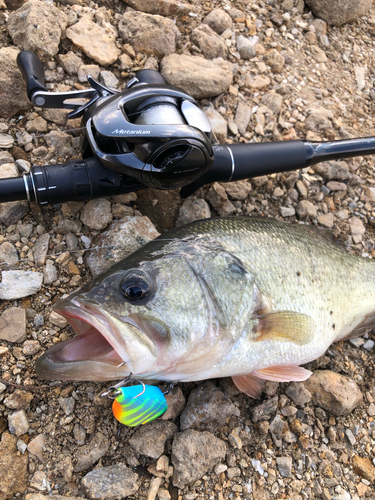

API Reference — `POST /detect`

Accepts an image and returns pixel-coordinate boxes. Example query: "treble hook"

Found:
[101,373,146,400]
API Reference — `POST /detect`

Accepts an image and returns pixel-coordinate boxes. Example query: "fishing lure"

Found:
[102,375,170,427]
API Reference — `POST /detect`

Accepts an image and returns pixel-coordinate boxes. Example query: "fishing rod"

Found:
[1,50,375,206]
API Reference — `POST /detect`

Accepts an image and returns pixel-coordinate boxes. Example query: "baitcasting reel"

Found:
[2,50,375,206]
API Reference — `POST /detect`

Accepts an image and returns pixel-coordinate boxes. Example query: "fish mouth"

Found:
[36,298,159,381]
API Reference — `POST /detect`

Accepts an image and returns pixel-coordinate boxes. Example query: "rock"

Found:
[310,45,327,63]
[49,310,68,329]
[8,410,29,436]
[0,201,28,226]
[100,71,119,88]
[305,0,372,26]
[251,396,278,422]
[180,381,235,432]
[122,0,193,16]
[59,397,75,416]
[191,24,227,59]
[352,455,375,483]
[296,200,317,219]
[80,199,113,231]
[42,108,69,126]
[43,131,75,157]
[0,134,14,148]
[0,241,18,266]
[0,432,28,500]
[30,470,48,492]
[85,216,159,276]
[27,434,45,461]
[236,35,257,60]
[349,216,366,237]
[22,340,41,355]
[78,64,101,83]
[161,54,233,99]
[176,198,211,226]
[158,489,171,500]
[276,456,293,477]
[234,102,252,135]
[58,52,83,75]
[318,213,334,228]
[118,53,133,71]
[129,420,177,459]
[304,370,363,416]
[7,1,67,61]
[0,151,13,165]
[279,207,295,217]
[161,386,186,419]
[285,382,312,406]
[55,219,82,234]
[326,181,346,191]
[0,271,43,300]
[313,161,349,181]
[44,260,57,285]
[228,427,243,449]
[171,429,226,488]
[74,432,110,472]
[118,11,180,58]
[262,92,283,115]
[82,463,139,499]
[305,113,331,132]
[73,423,86,445]
[354,65,366,91]
[0,307,26,342]
[224,180,252,200]
[66,19,120,66]
[264,49,285,73]
[204,107,227,142]
[0,47,30,118]
[245,74,271,90]
[4,390,33,410]
[203,8,232,34]
[206,183,236,216]
[33,233,50,267]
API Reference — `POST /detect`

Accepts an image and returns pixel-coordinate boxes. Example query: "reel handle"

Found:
[17,51,47,100]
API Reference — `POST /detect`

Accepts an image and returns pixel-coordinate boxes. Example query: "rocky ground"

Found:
[1,0,375,499]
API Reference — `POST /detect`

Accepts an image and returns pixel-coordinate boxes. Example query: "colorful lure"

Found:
[112,384,168,427]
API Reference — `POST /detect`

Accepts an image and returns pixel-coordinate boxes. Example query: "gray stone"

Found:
[161,54,233,99]
[0,151,13,165]
[42,108,69,126]
[58,52,83,75]
[22,340,41,355]
[276,456,293,477]
[0,307,26,342]
[318,213,334,228]
[313,160,349,181]
[304,370,363,416]
[4,390,33,410]
[236,35,257,60]
[82,464,139,500]
[207,183,236,216]
[161,386,186,420]
[310,45,328,63]
[305,113,331,133]
[74,432,110,472]
[122,0,194,16]
[66,19,120,66]
[285,382,312,406]
[44,260,58,285]
[59,397,75,416]
[7,1,68,61]
[44,131,75,157]
[180,381,235,432]
[33,233,50,267]
[171,429,226,488]
[118,11,180,58]
[78,64,101,83]
[203,8,232,34]
[8,410,29,436]
[234,102,252,135]
[176,198,211,226]
[55,219,82,235]
[204,107,227,142]
[100,71,119,89]
[251,396,279,422]
[129,420,177,459]
[264,49,285,73]
[262,92,284,115]
[224,180,252,200]
[191,24,228,59]
[49,310,68,329]
[305,0,372,26]
[0,271,43,300]
[118,53,133,71]
[279,206,295,217]
[85,216,159,276]
[0,134,14,148]
[0,201,28,226]
[73,423,86,445]
[80,199,113,231]
[0,242,18,266]
[0,47,30,119]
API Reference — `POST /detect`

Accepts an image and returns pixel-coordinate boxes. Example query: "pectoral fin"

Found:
[255,311,315,345]
[232,374,266,398]
[254,365,312,382]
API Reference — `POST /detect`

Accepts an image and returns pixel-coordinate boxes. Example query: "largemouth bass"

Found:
[36,216,375,398]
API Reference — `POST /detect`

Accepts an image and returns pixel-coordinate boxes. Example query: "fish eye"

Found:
[120,273,151,301]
